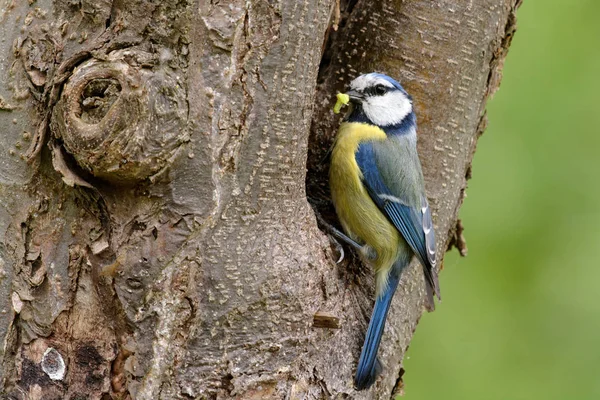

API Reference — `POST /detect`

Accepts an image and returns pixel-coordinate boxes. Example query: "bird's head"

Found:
[340,73,414,129]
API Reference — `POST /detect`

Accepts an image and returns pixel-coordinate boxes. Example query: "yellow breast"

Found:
[329,122,401,294]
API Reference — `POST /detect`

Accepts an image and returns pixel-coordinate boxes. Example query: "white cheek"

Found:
[362,91,412,126]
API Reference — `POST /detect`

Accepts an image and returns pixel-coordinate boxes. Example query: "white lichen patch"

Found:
[41,348,66,381]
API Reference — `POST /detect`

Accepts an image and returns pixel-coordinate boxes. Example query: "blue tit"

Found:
[329,73,441,390]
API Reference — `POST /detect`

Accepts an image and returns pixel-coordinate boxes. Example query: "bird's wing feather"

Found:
[355,142,440,299]
[420,195,437,270]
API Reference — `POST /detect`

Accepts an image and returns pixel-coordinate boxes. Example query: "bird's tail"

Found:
[423,265,441,312]
[354,264,402,390]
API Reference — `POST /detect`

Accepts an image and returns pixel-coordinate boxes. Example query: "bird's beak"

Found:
[346,90,364,102]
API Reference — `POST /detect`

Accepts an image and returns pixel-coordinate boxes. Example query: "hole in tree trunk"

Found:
[79,78,122,124]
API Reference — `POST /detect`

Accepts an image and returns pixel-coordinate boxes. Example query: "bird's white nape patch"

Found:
[362,90,412,126]
[350,74,395,92]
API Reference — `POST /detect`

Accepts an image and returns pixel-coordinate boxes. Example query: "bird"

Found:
[328,72,441,390]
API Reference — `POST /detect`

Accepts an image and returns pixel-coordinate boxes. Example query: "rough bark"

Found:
[0,0,520,399]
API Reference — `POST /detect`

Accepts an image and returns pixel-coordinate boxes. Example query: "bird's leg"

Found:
[328,227,377,262]
[326,225,363,252]
[314,212,364,263]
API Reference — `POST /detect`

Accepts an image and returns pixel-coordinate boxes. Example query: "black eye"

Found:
[375,84,387,95]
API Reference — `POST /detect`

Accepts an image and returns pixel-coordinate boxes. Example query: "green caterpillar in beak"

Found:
[333,93,350,114]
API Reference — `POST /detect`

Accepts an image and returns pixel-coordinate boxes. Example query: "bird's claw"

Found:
[313,210,362,262]
[334,239,345,264]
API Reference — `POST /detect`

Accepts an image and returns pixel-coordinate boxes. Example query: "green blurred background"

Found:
[405,1,600,399]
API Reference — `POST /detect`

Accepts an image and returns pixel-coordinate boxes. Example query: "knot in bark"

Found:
[50,50,189,183]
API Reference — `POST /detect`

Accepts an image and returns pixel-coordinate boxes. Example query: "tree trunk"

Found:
[0,0,520,399]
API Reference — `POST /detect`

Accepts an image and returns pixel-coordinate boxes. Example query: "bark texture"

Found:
[0,0,520,399]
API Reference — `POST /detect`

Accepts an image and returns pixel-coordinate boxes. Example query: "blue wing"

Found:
[355,142,440,303]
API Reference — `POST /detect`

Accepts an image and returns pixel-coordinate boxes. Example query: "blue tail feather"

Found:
[354,263,403,390]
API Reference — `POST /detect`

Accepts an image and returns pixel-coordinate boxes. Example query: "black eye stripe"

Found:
[365,84,389,96]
